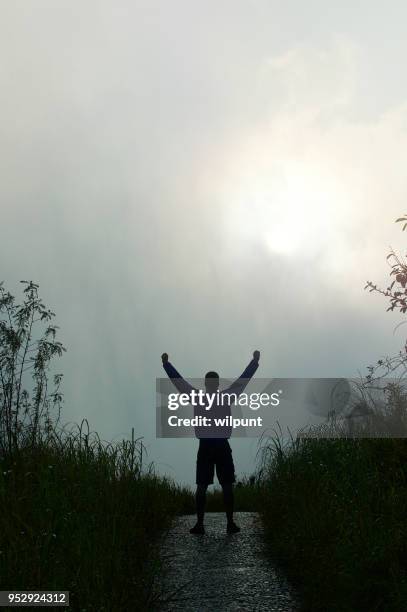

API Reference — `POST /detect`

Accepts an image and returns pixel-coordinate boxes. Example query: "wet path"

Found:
[157,512,299,611]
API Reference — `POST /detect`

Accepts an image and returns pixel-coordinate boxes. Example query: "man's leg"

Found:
[196,484,207,525]
[222,483,240,533]
[191,442,213,534]
[217,442,240,533]
[221,482,234,524]
[190,484,208,534]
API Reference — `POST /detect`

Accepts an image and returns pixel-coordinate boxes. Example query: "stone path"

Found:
[156,512,299,611]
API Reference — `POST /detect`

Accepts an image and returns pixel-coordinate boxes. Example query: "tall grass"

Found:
[258,405,407,611]
[0,420,193,611]
[0,281,195,609]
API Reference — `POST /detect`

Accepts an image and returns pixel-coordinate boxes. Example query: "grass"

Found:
[5,400,407,612]
[258,431,407,611]
[0,421,194,611]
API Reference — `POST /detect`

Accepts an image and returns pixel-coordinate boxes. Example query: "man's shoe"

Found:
[226,521,240,534]
[190,523,205,535]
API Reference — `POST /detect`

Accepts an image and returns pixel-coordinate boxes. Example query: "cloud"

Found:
[1,7,407,482]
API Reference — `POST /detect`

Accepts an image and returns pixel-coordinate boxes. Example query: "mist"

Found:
[2,1,407,483]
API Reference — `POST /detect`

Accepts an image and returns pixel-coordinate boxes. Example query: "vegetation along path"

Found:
[157,512,299,611]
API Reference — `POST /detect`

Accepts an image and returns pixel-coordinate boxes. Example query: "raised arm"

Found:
[223,350,260,395]
[161,353,196,395]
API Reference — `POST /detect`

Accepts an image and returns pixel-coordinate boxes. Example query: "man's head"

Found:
[205,370,219,393]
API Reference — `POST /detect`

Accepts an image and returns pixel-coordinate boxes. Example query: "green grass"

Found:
[258,435,407,611]
[6,411,407,612]
[0,423,193,611]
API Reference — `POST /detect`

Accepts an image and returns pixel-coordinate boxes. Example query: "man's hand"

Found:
[253,350,260,362]
[161,352,169,364]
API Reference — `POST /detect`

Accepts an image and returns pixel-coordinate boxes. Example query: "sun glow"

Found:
[222,161,347,257]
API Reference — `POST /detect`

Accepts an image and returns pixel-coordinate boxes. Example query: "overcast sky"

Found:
[2,1,407,484]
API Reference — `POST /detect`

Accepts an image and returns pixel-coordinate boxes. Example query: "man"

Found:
[161,350,260,534]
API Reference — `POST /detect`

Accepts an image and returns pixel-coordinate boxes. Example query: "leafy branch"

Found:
[0,281,66,455]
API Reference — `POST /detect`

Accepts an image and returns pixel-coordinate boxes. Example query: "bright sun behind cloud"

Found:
[221,159,348,258]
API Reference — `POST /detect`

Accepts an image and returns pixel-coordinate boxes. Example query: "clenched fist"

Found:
[253,350,260,362]
[161,353,169,364]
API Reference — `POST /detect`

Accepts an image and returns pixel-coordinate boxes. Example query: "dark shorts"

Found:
[196,439,235,485]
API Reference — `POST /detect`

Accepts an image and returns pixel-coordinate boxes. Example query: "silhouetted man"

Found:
[161,351,260,534]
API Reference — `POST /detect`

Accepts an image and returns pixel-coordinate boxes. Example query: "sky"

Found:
[2,1,407,484]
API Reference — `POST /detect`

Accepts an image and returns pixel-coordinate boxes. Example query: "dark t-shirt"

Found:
[163,358,259,442]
